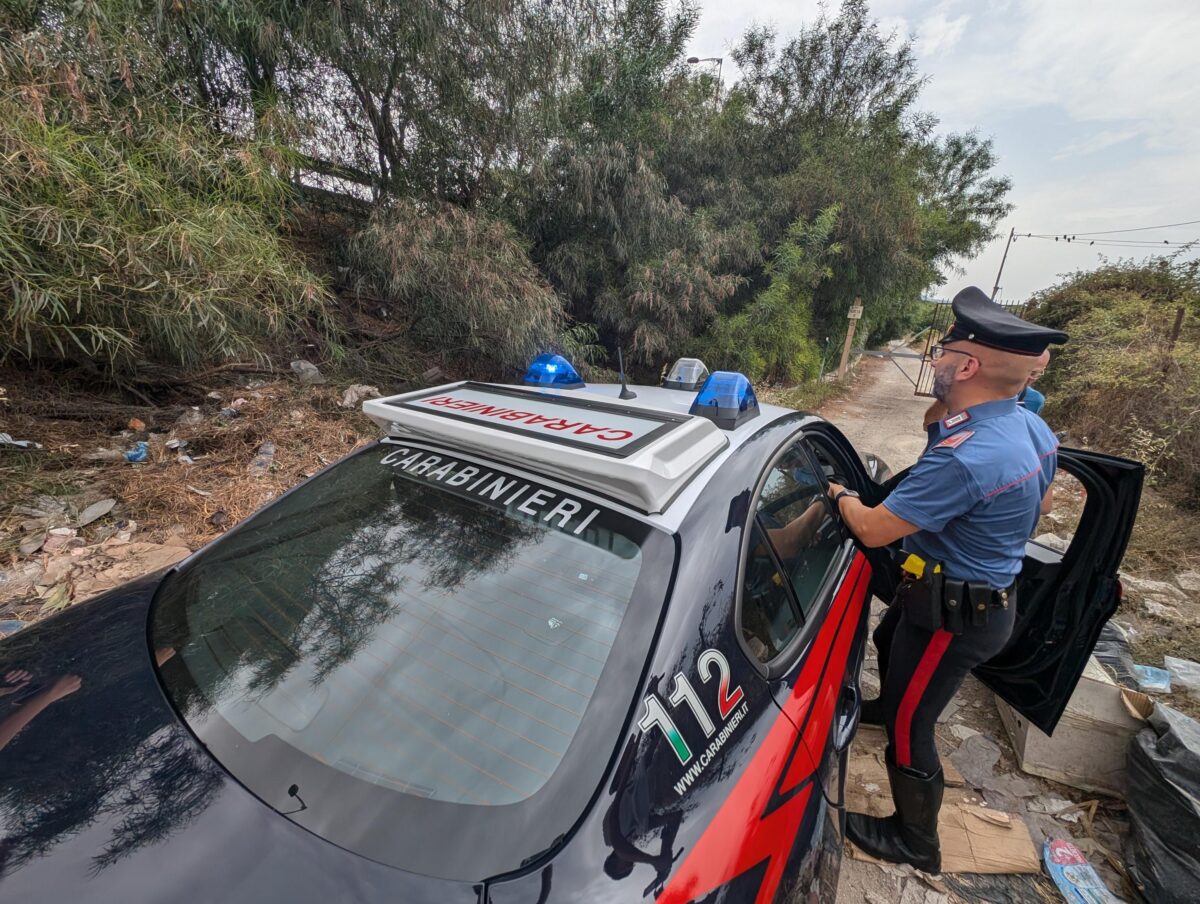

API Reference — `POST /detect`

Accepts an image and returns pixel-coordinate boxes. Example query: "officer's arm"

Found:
[827,482,919,548]
[1041,485,1054,515]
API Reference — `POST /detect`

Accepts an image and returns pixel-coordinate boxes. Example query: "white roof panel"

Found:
[363,382,730,513]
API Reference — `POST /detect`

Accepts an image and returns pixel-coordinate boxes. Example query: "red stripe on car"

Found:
[657,553,870,904]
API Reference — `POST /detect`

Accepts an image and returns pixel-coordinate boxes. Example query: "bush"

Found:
[1030,259,1200,504]
[694,207,840,384]
[347,201,570,376]
[0,38,332,374]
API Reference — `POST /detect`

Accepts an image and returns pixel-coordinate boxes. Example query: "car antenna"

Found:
[282,783,308,815]
[617,346,637,400]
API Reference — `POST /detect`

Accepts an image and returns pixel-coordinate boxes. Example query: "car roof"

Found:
[363,380,801,524]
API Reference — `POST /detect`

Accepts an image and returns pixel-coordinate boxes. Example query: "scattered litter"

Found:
[230,397,248,410]
[165,438,188,450]
[1126,705,1200,903]
[863,782,880,793]
[421,366,446,384]
[217,407,242,420]
[1131,664,1172,694]
[949,733,1001,787]
[340,384,381,408]
[1093,621,1137,688]
[124,441,149,463]
[18,532,46,555]
[0,620,26,636]
[1027,794,1082,823]
[127,417,146,431]
[42,527,78,553]
[1120,573,1187,602]
[936,698,961,723]
[38,581,72,615]
[186,485,213,498]
[290,360,326,385]
[205,390,223,401]
[996,656,1152,798]
[851,800,1039,874]
[950,724,979,742]
[0,432,42,450]
[1043,839,1124,903]
[248,442,276,478]
[175,407,204,427]
[84,447,127,462]
[208,511,230,529]
[75,498,117,527]
[1164,656,1200,698]
[1142,599,1183,622]
[1033,532,1069,553]
[0,562,44,602]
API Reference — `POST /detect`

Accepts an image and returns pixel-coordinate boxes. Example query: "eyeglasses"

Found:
[930,344,978,362]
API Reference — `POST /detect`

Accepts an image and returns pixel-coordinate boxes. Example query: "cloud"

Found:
[916,12,969,56]
[920,1,1200,152]
[1052,128,1141,160]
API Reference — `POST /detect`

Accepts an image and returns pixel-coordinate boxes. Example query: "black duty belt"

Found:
[891,551,1012,634]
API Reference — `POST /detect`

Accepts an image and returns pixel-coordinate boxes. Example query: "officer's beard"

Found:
[932,369,955,402]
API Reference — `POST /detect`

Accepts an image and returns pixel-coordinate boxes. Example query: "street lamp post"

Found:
[686,56,723,101]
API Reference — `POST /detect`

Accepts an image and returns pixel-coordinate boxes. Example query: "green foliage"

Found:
[347,201,567,375]
[1030,258,1200,504]
[0,0,1015,385]
[0,29,332,373]
[518,140,742,366]
[695,208,841,384]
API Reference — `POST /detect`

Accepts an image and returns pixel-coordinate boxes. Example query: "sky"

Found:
[686,0,1200,301]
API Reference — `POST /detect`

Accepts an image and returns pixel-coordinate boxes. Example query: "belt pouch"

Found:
[897,573,942,632]
[942,579,966,634]
[968,583,992,628]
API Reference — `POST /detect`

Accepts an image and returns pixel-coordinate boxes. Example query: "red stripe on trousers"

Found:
[894,629,954,768]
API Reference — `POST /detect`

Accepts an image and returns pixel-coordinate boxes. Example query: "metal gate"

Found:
[913,299,1028,396]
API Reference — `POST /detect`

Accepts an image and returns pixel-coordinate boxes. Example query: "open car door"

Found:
[799,424,1145,737]
[975,448,1143,734]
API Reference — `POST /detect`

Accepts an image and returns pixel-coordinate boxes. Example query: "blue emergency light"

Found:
[522,353,585,389]
[689,371,760,429]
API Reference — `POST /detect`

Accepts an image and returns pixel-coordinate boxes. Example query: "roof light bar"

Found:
[663,357,710,392]
[689,371,759,430]
[522,353,584,389]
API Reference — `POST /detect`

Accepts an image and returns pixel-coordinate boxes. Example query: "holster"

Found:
[896,569,944,632]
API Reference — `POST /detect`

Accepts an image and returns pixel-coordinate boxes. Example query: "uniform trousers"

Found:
[871,596,1016,775]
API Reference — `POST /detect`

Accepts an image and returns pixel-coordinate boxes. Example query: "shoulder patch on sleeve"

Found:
[936,429,975,450]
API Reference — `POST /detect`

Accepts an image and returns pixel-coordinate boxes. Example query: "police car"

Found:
[0,355,1142,903]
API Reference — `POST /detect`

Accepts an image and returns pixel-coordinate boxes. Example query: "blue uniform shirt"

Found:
[1018,386,1046,415]
[882,397,1058,589]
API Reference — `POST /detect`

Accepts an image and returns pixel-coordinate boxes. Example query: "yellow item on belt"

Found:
[901,553,941,579]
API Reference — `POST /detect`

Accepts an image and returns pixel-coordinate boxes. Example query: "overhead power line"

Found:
[1027,218,1200,237]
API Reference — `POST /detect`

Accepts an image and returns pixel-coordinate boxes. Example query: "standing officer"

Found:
[826,287,1067,873]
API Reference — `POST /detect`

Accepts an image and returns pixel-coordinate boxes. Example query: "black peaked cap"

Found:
[944,286,1068,356]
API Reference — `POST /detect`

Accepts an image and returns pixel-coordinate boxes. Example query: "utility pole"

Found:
[991,227,1015,301]
[837,300,864,379]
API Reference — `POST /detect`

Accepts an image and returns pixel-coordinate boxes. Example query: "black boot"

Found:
[845,758,943,873]
[859,697,885,726]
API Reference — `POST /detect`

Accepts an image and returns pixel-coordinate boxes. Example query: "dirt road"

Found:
[819,343,931,474]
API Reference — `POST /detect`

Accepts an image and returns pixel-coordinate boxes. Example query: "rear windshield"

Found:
[151,440,674,877]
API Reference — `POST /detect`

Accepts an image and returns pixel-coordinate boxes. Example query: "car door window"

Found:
[755,442,841,618]
[740,441,843,663]
[741,521,802,662]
